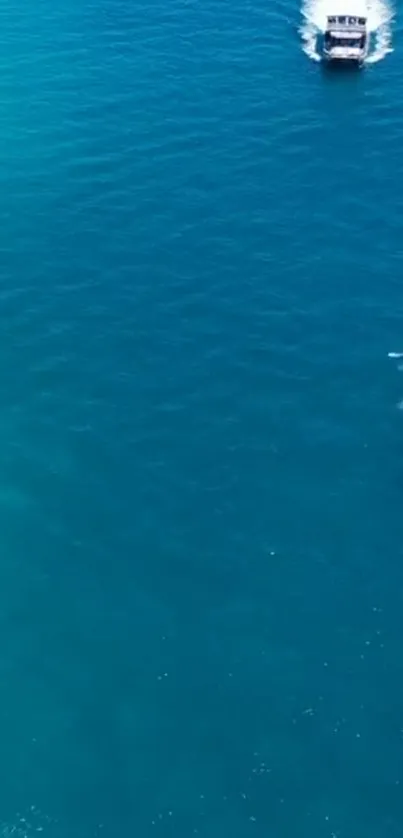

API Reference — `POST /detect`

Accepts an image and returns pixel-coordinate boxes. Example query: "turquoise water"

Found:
[0,0,403,835]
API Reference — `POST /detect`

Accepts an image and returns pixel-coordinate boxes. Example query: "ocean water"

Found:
[0,0,402,835]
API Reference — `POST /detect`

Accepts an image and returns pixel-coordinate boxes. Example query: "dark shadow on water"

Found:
[320,59,366,95]
[321,60,364,76]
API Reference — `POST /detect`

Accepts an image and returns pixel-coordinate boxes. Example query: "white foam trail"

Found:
[365,0,394,61]
[300,0,394,63]
[300,0,323,61]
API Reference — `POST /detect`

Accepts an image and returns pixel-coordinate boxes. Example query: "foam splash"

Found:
[387,353,403,409]
[300,0,394,63]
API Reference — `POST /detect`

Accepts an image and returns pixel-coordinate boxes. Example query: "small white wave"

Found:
[0,807,53,838]
[300,0,394,63]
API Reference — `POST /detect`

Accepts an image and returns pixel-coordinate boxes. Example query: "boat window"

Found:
[329,35,364,47]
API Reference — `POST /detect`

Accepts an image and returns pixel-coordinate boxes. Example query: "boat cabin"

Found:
[323,14,368,61]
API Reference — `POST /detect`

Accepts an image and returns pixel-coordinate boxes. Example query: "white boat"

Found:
[323,7,369,63]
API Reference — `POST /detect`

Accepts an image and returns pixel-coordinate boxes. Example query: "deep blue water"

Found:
[0,0,403,835]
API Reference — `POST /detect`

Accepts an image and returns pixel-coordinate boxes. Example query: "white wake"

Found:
[300,0,394,63]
